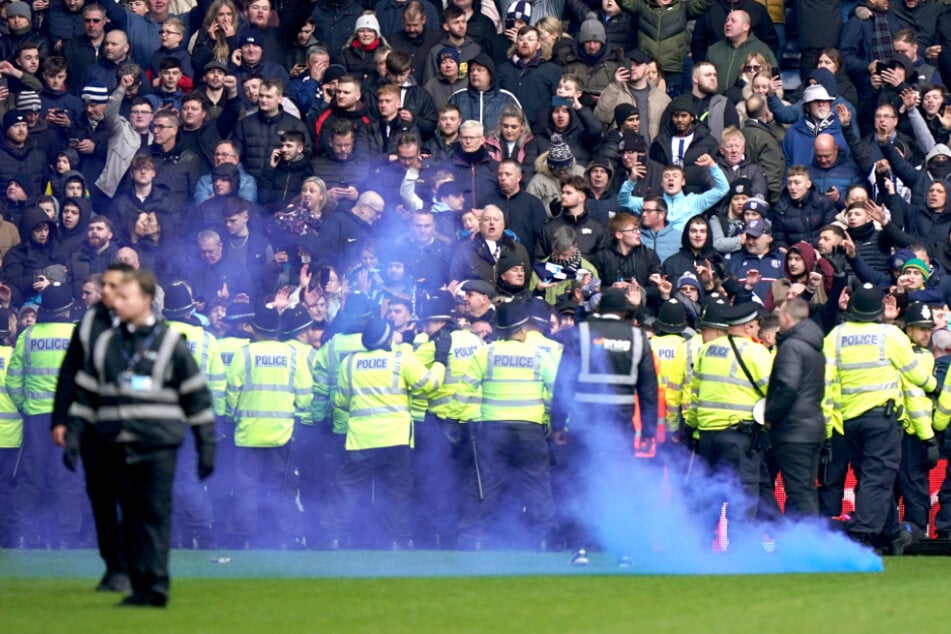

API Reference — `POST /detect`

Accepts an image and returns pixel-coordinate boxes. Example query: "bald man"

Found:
[706,10,777,92]
[314,190,385,270]
[808,133,861,208]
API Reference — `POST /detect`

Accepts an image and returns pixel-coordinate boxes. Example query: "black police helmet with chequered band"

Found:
[699,296,729,330]
[251,303,281,335]
[361,318,393,350]
[281,304,314,338]
[848,283,883,322]
[162,283,195,318]
[904,301,935,328]
[419,293,456,322]
[223,299,254,324]
[39,284,73,316]
[655,299,687,335]
[496,299,530,331]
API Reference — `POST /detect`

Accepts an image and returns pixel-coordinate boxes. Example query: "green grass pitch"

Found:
[3,550,951,633]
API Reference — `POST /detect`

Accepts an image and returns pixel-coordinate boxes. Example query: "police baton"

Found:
[469,423,484,500]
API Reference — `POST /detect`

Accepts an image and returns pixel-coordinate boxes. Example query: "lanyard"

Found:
[119,327,158,372]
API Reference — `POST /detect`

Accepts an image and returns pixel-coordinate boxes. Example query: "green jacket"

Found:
[618,0,715,73]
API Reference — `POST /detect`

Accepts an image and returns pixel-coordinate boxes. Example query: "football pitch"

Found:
[3,550,951,633]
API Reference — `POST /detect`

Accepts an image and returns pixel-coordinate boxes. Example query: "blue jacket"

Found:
[102,0,204,67]
[640,222,684,263]
[808,154,863,209]
[839,11,902,78]
[726,249,785,304]
[783,116,852,167]
[618,164,730,234]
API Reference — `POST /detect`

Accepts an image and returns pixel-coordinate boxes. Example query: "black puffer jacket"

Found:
[765,318,826,445]
[234,108,311,178]
[771,186,838,250]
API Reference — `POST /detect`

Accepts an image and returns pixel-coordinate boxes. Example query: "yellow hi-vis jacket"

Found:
[0,345,22,448]
[899,346,936,441]
[334,348,445,450]
[8,321,75,415]
[312,332,364,434]
[167,320,226,416]
[822,322,936,437]
[411,328,485,421]
[225,340,313,447]
[681,332,704,421]
[650,333,688,433]
[450,338,558,424]
[686,335,773,431]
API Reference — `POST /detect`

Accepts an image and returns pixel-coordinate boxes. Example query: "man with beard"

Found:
[0,110,47,198]
[497,26,561,134]
[313,74,377,158]
[650,97,720,193]
[726,218,783,303]
[540,176,609,259]
[687,62,738,141]
[388,1,444,83]
[68,216,121,299]
[783,84,851,167]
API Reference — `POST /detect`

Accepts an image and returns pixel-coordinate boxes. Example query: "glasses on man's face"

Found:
[642,207,660,214]
[618,227,641,233]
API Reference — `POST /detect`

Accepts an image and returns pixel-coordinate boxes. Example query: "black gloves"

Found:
[433,328,452,367]
[923,437,940,471]
[820,439,833,466]
[62,431,80,472]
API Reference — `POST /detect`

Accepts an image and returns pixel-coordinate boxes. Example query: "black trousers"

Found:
[843,411,902,542]
[411,415,464,548]
[895,433,930,532]
[232,444,302,545]
[773,441,821,518]
[80,427,126,575]
[818,431,850,517]
[0,447,18,546]
[172,431,214,545]
[116,444,178,599]
[323,445,413,543]
[697,428,763,529]
[458,422,556,546]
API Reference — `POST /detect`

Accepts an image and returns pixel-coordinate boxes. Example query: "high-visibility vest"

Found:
[651,333,687,432]
[312,332,365,434]
[686,335,773,431]
[225,340,312,447]
[823,322,936,435]
[8,321,75,415]
[217,334,252,369]
[451,338,557,424]
[167,320,226,416]
[899,345,936,440]
[0,345,22,448]
[335,348,444,450]
[411,328,485,420]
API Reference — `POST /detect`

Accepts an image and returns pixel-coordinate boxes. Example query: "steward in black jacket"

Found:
[764,302,826,517]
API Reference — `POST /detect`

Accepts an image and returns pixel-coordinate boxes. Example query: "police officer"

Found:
[324,318,445,550]
[686,302,773,531]
[163,282,226,548]
[682,296,729,443]
[280,304,323,546]
[225,304,312,549]
[0,309,22,548]
[410,292,483,548]
[764,297,825,518]
[8,284,81,548]
[69,269,215,607]
[823,284,937,554]
[452,300,560,550]
[895,301,940,536]
[50,262,133,591]
[650,299,690,444]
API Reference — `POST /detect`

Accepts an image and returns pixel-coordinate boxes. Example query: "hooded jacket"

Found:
[3,206,61,303]
[0,136,48,203]
[766,241,833,311]
[764,317,826,444]
[447,53,522,135]
[532,107,603,166]
[661,214,726,285]
[51,197,92,263]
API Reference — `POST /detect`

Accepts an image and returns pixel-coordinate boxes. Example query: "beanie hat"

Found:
[729,177,753,199]
[546,134,574,169]
[902,257,930,281]
[324,63,348,83]
[81,83,109,104]
[354,14,381,37]
[163,283,195,317]
[496,250,524,276]
[15,91,41,112]
[2,109,25,132]
[252,303,281,334]
[655,299,687,335]
[6,1,30,20]
[579,17,606,44]
[614,103,638,128]
[677,271,703,296]
[362,318,392,350]
[669,95,697,118]
[598,288,631,314]
[281,304,314,338]
[848,282,883,322]
[437,47,460,65]
[506,1,531,22]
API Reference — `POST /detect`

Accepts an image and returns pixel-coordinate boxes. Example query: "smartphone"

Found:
[505,17,516,30]
[339,181,350,189]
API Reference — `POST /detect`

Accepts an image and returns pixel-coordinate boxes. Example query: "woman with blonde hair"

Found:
[266,177,329,287]
[191,0,242,71]
[535,16,572,60]
[484,105,539,181]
